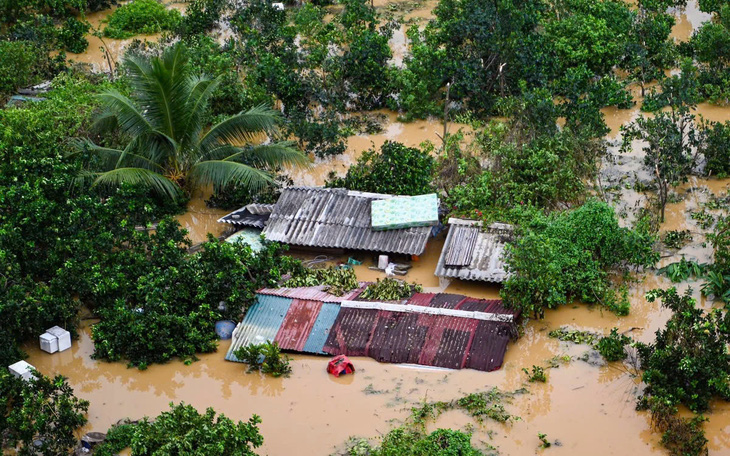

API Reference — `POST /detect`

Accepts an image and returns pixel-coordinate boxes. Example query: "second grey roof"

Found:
[261,187,431,256]
[435,218,514,283]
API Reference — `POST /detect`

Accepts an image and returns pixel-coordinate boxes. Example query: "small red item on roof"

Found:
[327,355,354,377]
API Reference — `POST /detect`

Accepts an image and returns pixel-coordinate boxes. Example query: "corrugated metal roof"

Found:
[302,303,341,354]
[225,295,292,362]
[261,187,431,255]
[434,218,514,283]
[323,303,515,372]
[218,205,273,228]
[257,284,366,302]
[226,287,518,371]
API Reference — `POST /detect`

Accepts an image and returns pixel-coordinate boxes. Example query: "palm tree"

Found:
[75,43,308,200]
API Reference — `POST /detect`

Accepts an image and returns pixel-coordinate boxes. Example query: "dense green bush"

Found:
[326,141,434,196]
[103,0,181,38]
[90,234,299,368]
[95,403,263,456]
[702,121,730,178]
[0,41,56,99]
[58,16,90,53]
[502,201,658,318]
[596,328,631,362]
[637,288,730,413]
[177,0,226,37]
[0,370,89,456]
[233,341,292,377]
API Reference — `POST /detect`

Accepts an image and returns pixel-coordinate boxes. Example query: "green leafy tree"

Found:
[326,141,434,195]
[638,288,730,414]
[0,370,89,456]
[95,403,263,456]
[103,0,182,39]
[502,201,658,318]
[76,43,308,201]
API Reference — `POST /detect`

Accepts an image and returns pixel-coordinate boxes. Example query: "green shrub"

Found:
[637,288,730,413]
[662,230,693,249]
[94,403,263,456]
[596,328,632,362]
[702,121,730,178]
[360,278,423,301]
[523,365,547,382]
[0,41,53,98]
[326,141,435,196]
[502,201,659,318]
[233,341,292,377]
[104,0,181,38]
[284,266,359,296]
[58,17,90,53]
[0,370,89,456]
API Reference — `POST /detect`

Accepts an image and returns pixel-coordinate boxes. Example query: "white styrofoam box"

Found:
[46,326,72,352]
[378,255,389,270]
[272,2,284,9]
[39,332,58,354]
[8,360,35,381]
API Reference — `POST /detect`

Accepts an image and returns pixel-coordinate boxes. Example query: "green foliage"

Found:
[349,428,482,456]
[637,288,730,413]
[0,41,58,99]
[103,0,182,38]
[58,17,90,53]
[702,121,730,178]
[455,388,514,423]
[233,341,292,377]
[95,403,264,455]
[621,104,701,222]
[79,43,307,201]
[538,432,552,449]
[523,365,547,382]
[0,370,89,456]
[326,141,435,196]
[502,201,658,318]
[647,400,709,456]
[596,328,631,362]
[662,230,693,249]
[360,278,423,301]
[89,236,299,368]
[177,0,227,37]
[548,327,600,345]
[657,258,707,283]
[284,266,359,296]
[702,216,730,303]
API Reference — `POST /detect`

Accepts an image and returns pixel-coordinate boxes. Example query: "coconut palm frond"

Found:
[184,75,220,144]
[92,168,181,200]
[199,144,243,162]
[247,141,310,169]
[138,44,191,141]
[91,111,119,135]
[189,160,273,192]
[97,90,154,138]
[199,104,282,150]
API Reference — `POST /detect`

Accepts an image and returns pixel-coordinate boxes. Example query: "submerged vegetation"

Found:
[233,341,292,377]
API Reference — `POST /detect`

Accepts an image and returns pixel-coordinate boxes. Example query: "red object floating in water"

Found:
[327,355,355,377]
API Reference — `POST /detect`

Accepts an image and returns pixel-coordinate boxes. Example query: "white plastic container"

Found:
[8,360,35,381]
[39,332,58,354]
[46,326,72,352]
[378,255,389,270]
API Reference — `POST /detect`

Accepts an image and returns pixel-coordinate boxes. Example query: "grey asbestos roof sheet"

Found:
[261,187,431,256]
[434,218,514,283]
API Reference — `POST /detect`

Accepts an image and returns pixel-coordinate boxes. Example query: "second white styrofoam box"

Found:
[39,332,58,354]
[8,360,35,381]
[46,326,72,352]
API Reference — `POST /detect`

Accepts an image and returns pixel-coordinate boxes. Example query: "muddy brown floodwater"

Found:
[23,0,730,454]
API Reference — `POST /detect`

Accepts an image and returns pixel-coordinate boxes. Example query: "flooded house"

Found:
[226,285,518,372]
[219,187,439,257]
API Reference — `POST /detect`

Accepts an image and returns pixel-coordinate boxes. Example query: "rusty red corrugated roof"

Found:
[275,299,323,352]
